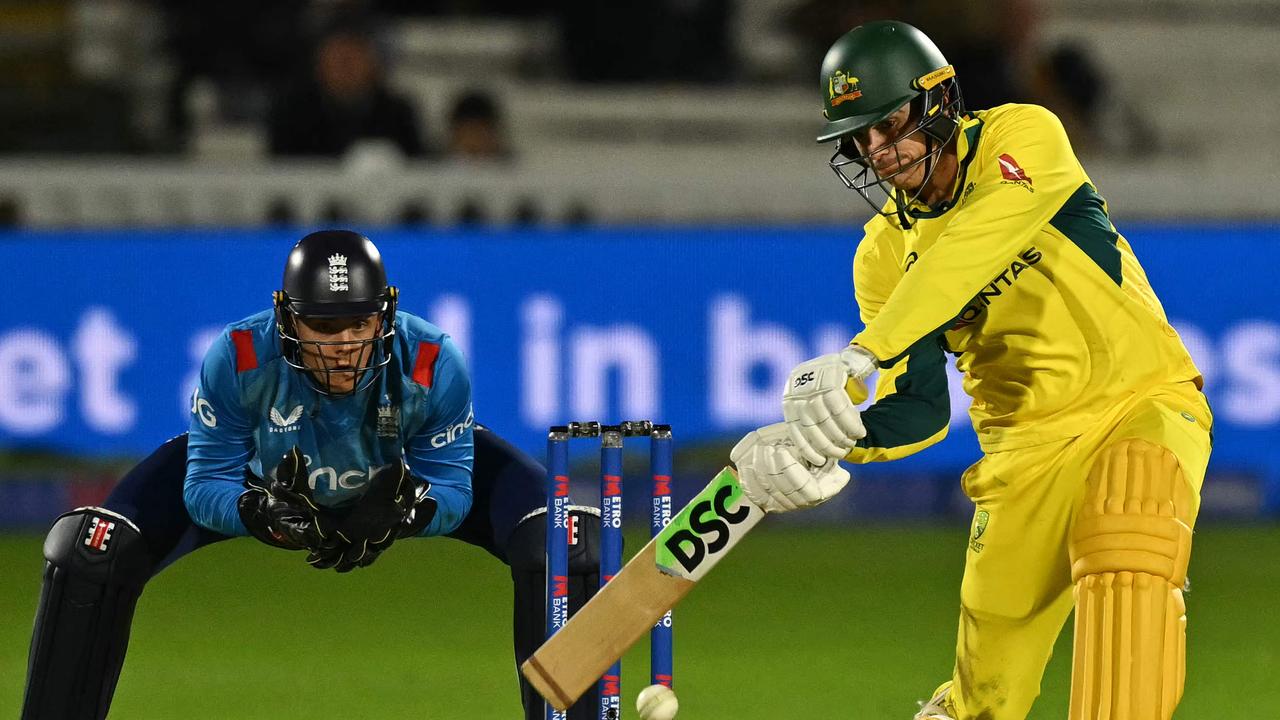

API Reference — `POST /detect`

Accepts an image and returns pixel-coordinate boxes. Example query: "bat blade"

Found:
[521,466,765,710]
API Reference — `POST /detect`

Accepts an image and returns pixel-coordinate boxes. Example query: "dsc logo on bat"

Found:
[656,469,766,582]
[662,483,750,572]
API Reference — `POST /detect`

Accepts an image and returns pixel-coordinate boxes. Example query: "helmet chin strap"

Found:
[923,133,935,186]
[894,134,935,231]
[895,190,911,230]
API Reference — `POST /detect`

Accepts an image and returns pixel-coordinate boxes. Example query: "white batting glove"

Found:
[781,345,876,466]
[730,423,852,513]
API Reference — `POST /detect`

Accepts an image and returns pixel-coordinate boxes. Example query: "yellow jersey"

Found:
[846,104,1202,461]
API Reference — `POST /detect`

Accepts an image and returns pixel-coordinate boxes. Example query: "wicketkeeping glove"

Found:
[306,461,437,573]
[237,446,334,550]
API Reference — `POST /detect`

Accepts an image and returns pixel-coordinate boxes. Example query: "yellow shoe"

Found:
[913,681,956,720]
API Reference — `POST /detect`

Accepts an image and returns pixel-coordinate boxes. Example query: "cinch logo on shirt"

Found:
[309,465,376,491]
[429,407,475,448]
[951,247,1043,329]
[298,454,380,492]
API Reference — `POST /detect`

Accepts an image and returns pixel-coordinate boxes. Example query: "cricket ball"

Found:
[636,684,679,720]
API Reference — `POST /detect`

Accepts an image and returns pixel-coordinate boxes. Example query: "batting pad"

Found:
[1068,439,1193,720]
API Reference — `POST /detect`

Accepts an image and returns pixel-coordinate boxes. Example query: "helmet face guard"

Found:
[815,21,965,226]
[275,290,397,397]
[828,79,964,223]
[274,230,399,397]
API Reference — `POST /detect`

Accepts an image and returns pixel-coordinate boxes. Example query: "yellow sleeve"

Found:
[851,229,894,326]
[852,105,1084,365]
[844,234,950,464]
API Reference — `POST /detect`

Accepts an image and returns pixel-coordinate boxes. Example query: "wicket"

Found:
[545,420,676,720]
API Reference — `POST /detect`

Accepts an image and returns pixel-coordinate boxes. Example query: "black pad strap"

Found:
[506,506,602,574]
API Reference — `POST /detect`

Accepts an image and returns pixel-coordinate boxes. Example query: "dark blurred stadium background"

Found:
[1,1,1277,717]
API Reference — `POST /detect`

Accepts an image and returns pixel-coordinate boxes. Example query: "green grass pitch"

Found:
[1,524,1275,718]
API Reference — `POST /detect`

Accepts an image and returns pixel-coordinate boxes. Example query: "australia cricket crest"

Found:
[970,509,989,553]
[827,70,862,106]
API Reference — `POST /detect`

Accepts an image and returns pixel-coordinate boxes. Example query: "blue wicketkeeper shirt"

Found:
[184,309,474,538]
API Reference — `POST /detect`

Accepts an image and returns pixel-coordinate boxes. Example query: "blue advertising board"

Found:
[2,225,1278,511]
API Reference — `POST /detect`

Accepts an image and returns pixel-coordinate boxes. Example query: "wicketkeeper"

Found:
[21,230,603,720]
[730,20,1211,720]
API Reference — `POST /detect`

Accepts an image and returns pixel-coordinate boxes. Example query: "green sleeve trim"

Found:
[852,332,950,459]
[1049,182,1122,286]
[847,425,947,464]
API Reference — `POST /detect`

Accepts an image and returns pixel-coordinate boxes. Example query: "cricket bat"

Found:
[521,466,766,711]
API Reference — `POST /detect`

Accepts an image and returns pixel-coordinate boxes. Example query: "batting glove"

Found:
[781,345,875,465]
[730,423,852,513]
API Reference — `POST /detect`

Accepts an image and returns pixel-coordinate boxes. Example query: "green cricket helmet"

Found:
[817,20,964,222]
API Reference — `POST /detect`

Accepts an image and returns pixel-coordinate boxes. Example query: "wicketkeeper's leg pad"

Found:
[1069,439,1193,720]
[507,507,601,720]
[23,507,153,720]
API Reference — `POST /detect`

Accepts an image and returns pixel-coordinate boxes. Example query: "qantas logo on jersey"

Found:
[951,247,1043,329]
[997,153,1035,192]
[269,405,304,433]
[998,154,1031,183]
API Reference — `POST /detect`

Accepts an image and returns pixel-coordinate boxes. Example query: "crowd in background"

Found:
[0,0,1132,159]
[1,0,522,159]
[1,1,1219,229]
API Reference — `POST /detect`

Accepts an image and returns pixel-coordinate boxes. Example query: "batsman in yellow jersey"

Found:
[727,20,1211,720]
